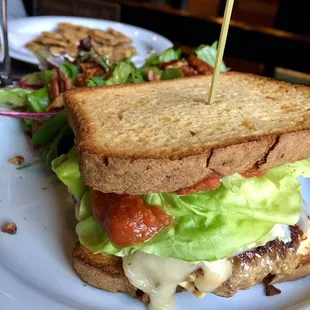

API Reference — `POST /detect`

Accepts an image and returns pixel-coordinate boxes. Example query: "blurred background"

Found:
[13,0,310,84]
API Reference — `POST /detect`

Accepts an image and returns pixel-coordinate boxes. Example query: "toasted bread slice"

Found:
[64,73,310,194]
[72,242,150,303]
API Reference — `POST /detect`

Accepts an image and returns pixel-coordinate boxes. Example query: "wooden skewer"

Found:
[208,0,235,104]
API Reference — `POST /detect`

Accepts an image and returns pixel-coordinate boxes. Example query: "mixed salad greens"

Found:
[0,42,226,168]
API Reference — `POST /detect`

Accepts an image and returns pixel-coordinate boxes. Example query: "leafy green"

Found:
[41,124,73,168]
[32,109,68,146]
[79,49,110,72]
[195,41,228,72]
[86,76,106,87]
[52,148,310,262]
[20,72,43,85]
[161,68,183,80]
[138,65,162,80]
[143,52,161,66]
[0,88,33,107]
[59,63,81,85]
[159,47,182,63]
[139,47,181,79]
[131,69,144,83]
[144,48,182,67]
[21,118,34,133]
[31,110,74,167]
[27,87,50,113]
[42,70,53,85]
[19,70,53,87]
[52,146,87,201]
[106,59,142,85]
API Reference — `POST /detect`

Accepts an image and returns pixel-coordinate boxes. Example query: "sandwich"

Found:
[52,72,310,309]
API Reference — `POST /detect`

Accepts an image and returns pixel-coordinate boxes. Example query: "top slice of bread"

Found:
[64,72,310,194]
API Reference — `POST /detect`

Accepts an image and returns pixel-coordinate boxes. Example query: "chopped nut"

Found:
[1,222,17,235]
[266,284,281,296]
[9,156,24,165]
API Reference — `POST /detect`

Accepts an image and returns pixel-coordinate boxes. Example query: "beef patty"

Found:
[213,226,301,297]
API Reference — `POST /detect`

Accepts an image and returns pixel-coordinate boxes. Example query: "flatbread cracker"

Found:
[25,22,137,61]
[50,46,66,54]
[25,41,44,52]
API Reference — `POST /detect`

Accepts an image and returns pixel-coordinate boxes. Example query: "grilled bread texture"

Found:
[64,72,310,194]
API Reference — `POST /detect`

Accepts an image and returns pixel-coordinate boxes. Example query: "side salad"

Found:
[0,40,227,168]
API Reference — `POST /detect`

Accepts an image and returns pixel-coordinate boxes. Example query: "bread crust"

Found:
[76,130,310,194]
[72,242,139,298]
[64,72,310,194]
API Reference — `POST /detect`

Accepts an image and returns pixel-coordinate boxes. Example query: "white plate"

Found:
[8,16,173,67]
[0,115,310,310]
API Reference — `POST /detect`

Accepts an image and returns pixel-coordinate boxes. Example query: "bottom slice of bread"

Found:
[73,240,310,304]
[72,242,150,303]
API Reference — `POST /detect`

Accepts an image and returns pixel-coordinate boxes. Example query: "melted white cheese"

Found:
[233,224,291,256]
[122,223,296,310]
[123,252,232,310]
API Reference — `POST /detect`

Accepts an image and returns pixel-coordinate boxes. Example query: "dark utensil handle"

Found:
[0,0,11,85]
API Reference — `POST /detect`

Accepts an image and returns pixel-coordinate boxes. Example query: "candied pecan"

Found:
[77,62,106,87]
[146,68,161,82]
[48,69,74,102]
[179,65,198,77]
[9,156,24,165]
[48,69,60,100]
[187,55,213,75]
[46,95,65,112]
[160,59,188,70]
[266,284,281,296]
[1,223,17,235]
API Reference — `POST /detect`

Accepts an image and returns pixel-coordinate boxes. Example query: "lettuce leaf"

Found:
[161,68,183,80]
[59,63,81,85]
[0,88,33,107]
[52,146,87,200]
[159,47,182,63]
[86,76,106,87]
[195,41,228,73]
[18,70,53,89]
[27,87,50,112]
[52,149,310,262]
[106,59,144,85]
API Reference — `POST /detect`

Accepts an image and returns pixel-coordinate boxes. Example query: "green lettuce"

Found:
[106,59,144,85]
[161,68,183,80]
[195,41,228,73]
[79,49,110,72]
[86,76,106,87]
[52,146,86,200]
[59,63,81,85]
[19,70,53,87]
[52,149,310,262]
[0,88,33,107]
[27,87,50,112]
